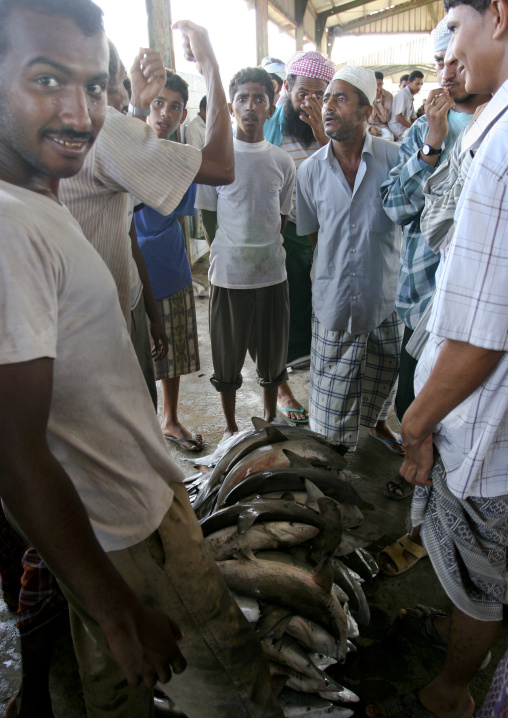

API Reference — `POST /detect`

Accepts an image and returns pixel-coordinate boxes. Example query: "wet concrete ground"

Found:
[1,255,506,716]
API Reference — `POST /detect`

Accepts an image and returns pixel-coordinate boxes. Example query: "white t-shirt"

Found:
[197,138,296,289]
[0,181,183,552]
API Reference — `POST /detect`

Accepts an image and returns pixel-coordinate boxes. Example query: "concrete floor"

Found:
[1,255,506,716]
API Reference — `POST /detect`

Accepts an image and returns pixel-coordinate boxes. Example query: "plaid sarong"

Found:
[154,283,200,381]
[411,452,508,622]
[309,311,403,448]
[17,547,67,636]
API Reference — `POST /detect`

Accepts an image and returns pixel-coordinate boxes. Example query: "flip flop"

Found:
[394,604,491,670]
[276,404,309,424]
[164,434,203,452]
[370,431,405,456]
[366,691,438,718]
[377,534,428,577]
[383,474,413,501]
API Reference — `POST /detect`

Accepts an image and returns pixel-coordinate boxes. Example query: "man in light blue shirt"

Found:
[297,67,403,452]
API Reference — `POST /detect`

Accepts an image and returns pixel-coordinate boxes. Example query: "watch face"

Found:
[422,145,430,155]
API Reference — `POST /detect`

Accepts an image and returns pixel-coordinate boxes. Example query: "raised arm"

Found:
[0,358,185,686]
[174,21,234,186]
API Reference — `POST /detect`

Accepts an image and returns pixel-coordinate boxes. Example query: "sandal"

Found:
[383,474,414,501]
[395,604,447,650]
[395,604,492,670]
[377,534,428,576]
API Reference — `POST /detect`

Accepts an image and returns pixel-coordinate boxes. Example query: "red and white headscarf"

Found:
[285,51,336,83]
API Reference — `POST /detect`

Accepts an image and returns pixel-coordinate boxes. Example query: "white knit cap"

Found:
[433,16,452,52]
[332,66,377,105]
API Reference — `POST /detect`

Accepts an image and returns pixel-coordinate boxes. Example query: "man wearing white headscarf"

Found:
[379,16,491,511]
[296,67,403,452]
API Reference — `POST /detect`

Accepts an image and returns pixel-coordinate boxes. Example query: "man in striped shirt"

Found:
[264,51,335,423]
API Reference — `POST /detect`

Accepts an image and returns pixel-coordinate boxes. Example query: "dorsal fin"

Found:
[233,547,256,562]
[251,416,269,430]
[237,507,259,535]
[283,449,313,469]
[304,479,325,507]
[312,557,334,593]
[265,425,289,443]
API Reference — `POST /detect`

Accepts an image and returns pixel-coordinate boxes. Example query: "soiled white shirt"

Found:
[185,114,206,149]
[0,181,182,551]
[296,134,401,334]
[197,138,295,289]
[60,106,201,327]
[415,79,508,499]
[389,85,416,139]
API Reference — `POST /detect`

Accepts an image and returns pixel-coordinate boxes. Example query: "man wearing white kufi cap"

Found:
[296,66,404,452]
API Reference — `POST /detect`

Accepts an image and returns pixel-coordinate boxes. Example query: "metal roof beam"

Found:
[317,0,380,22]
[330,0,437,35]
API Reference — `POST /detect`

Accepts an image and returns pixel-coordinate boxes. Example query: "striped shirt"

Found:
[59,106,202,327]
[415,80,508,499]
[280,134,320,223]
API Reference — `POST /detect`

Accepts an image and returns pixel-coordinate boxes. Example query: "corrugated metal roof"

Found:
[264,0,445,44]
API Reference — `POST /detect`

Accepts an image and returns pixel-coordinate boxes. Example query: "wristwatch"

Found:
[421,143,442,156]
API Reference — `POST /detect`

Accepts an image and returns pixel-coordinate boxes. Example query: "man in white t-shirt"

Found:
[197,67,296,439]
[388,70,424,141]
[0,2,283,717]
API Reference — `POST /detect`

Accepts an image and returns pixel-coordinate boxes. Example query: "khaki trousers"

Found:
[61,483,283,718]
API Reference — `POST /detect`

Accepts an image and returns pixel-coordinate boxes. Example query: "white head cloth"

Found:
[261,57,286,81]
[331,66,377,105]
[433,16,452,52]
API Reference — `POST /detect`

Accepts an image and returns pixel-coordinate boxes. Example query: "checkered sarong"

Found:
[154,283,200,381]
[309,311,403,448]
[412,453,508,622]
[17,548,67,636]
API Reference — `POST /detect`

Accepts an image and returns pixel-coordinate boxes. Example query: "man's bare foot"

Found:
[220,429,239,444]
[162,421,203,452]
[397,607,449,645]
[276,381,309,423]
[6,693,55,718]
[369,421,404,456]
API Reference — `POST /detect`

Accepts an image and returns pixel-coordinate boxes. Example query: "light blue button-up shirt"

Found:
[296,133,401,334]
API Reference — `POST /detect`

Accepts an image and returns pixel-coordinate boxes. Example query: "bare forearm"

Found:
[308,231,318,249]
[396,113,411,129]
[130,222,159,325]
[403,339,503,441]
[196,60,234,185]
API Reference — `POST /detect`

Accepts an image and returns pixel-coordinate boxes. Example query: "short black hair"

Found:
[0,0,104,59]
[400,74,409,83]
[229,67,274,105]
[444,0,491,10]
[199,95,207,111]
[108,39,121,87]
[409,70,424,82]
[375,71,384,81]
[164,69,189,109]
[269,73,284,91]
[352,87,371,109]
[123,75,132,99]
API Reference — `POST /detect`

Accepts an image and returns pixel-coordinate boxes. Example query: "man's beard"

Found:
[283,97,316,147]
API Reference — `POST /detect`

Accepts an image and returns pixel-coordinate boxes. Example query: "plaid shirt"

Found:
[380,112,471,330]
[416,80,508,499]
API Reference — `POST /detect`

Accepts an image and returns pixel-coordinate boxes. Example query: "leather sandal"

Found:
[377,534,428,576]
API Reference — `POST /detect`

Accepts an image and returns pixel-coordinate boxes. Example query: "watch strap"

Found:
[128,103,150,117]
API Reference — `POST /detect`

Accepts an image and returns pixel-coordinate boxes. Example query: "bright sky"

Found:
[96,0,432,94]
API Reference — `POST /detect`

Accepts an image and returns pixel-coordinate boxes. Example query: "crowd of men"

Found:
[0,0,508,716]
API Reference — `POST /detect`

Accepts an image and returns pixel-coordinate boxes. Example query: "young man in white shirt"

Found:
[0,2,283,717]
[197,67,296,439]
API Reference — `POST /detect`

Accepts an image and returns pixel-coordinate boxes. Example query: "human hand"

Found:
[104,602,186,688]
[173,20,217,76]
[424,88,455,147]
[151,322,169,361]
[300,94,327,145]
[399,426,434,487]
[376,87,383,101]
[369,126,382,137]
[130,48,166,110]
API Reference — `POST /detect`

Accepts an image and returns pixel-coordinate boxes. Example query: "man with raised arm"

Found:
[0,1,282,717]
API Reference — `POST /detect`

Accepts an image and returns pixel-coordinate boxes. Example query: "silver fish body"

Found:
[206,522,319,561]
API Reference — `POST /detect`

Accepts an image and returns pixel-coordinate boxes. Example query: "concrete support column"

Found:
[255,0,269,65]
[145,0,175,70]
[295,0,308,51]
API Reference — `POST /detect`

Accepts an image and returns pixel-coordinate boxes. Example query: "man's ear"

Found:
[267,103,276,120]
[180,109,188,124]
[228,102,234,116]
[283,78,289,92]
[491,0,508,39]
[362,105,373,123]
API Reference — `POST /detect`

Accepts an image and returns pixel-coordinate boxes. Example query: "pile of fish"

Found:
[184,419,379,718]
